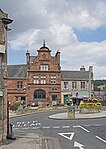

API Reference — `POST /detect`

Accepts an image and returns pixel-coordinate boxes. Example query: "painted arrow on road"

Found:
[74,141,84,149]
[58,132,74,141]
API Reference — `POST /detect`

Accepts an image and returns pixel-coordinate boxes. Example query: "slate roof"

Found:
[30,56,36,63]
[61,70,89,81]
[7,64,27,78]
[7,65,90,81]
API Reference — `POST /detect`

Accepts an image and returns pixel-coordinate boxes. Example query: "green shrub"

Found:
[79,98,102,113]
[10,102,20,111]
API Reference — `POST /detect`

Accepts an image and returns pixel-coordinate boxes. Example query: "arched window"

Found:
[34,89,46,99]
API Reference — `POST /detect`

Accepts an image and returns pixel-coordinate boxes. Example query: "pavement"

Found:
[0,133,62,149]
[48,110,106,120]
[0,107,106,149]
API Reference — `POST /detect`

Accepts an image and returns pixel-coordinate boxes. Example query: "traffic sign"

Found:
[0,90,3,97]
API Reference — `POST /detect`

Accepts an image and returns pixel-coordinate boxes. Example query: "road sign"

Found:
[68,107,72,112]
[0,90,3,97]
[58,132,74,141]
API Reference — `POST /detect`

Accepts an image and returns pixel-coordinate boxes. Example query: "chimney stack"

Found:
[80,65,85,71]
[55,50,60,64]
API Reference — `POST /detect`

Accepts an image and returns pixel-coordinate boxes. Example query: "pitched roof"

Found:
[30,56,36,63]
[7,64,27,78]
[61,70,89,81]
[7,65,90,81]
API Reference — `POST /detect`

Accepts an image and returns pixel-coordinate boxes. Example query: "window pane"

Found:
[51,75,56,84]
[81,82,85,89]
[17,81,23,89]
[72,82,77,89]
[33,76,39,78]
[40,65,48,71]
[64,82,68,89]
[34,80,39,84]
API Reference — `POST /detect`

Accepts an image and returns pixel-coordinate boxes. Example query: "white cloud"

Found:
[49,23,78,46]
[8,29,40,50]
[1,0,106,79]
[61,40,106,79]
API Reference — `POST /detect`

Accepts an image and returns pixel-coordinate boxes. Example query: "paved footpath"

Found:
[0,133,62,149]
[48,110,106,119]
[0,133,42,149]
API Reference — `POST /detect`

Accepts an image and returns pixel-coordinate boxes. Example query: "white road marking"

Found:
[53,126,61,129]
[30,123,35,126]
[73,125,81,128]
[79,126,89,133]
[42,126,51,129]
[31,127,40,129]
[74,141,84,149]
[62,126,70,128]
[35,123,41,126]
[84,124,91,127]
[73,125,89,133]
[58,132,74,141]
[96,136,106,144]
[17,122,21,124]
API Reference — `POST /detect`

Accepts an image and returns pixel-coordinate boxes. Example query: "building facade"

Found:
[7,44,94,107]
[0,9,13,142]
[7,42,61,106]
[61,66,94,105]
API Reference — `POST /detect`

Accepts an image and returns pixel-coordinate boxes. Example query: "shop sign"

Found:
[0,44,5,53]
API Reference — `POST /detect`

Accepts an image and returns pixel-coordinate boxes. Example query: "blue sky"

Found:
[76,27,106,42]
[1,0,106,79]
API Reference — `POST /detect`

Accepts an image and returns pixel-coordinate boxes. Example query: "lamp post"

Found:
[23,85,30,107]
[0,90,3,141]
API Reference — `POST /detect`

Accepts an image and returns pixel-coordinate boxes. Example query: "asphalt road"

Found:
[10,110,106,149]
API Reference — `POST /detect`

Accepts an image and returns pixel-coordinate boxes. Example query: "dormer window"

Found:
[40,64,48,71]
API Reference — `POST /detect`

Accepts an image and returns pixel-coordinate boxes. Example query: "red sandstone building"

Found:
[7,42,61,105]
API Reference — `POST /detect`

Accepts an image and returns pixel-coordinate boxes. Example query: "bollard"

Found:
[6,124,16,140]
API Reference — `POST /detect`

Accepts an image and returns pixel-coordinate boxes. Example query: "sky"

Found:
[0,0,106,80]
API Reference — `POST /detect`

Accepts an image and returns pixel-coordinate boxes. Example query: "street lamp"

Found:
[23,85,30,106]
[0,90,4,141]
